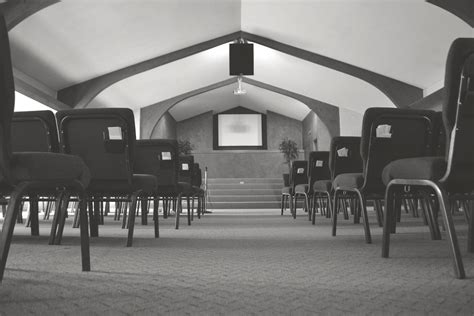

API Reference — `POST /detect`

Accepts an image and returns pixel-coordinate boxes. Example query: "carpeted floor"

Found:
[0,208,473,315]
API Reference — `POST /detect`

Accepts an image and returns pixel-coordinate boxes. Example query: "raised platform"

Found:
[206,178,283,209]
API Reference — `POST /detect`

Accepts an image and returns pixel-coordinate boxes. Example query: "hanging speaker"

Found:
[229,43,254,76]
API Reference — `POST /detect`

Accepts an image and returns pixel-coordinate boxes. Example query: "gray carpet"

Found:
[0,209,473,315]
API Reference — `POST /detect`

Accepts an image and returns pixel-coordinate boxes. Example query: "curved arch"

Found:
[0,0,59,31]
[427,0,474,27]
[59,31,421,110]
[142,78,338,146]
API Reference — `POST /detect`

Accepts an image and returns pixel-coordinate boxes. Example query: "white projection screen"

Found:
[214,113,267,149]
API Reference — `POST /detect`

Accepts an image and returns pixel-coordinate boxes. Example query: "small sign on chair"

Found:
[297,168,305,174]
[161,152,172,160]
[337,147,349,157]
[376,124,392,138]
[316,160,323,167]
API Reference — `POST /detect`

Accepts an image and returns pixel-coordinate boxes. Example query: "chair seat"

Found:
[156,185,179,196]
[313,179,332,192]
[192,186,204,195]
[333,173,364,190]
[88,174,157,194]
[281,186,293,194]
[178,182,194,194]
[382,156,446,186]
[294,184,308,194]
[10,152,90,187]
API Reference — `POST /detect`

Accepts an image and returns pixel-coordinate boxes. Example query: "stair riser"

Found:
[207,184,282,190]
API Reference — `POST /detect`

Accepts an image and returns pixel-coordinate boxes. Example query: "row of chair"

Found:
[281,38,474,279]
[0,14,207,281]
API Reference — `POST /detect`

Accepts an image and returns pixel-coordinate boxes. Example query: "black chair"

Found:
[56,108,157,247]
[176,156,195,229]
[312,137,362,223]
[191,163,205,219]
[0,16,90,281]
[381,38,474,279]
[332,107,437,244]
[281,160,308,219]
[12,110,60,153]
[294,152,330,222]
[10,110,61,235]
[133,139,181,238]
[137,140,179,220]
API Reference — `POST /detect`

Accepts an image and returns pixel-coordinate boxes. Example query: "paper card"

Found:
[376,124,392,138]
[297,168,305,174]
[182,163,189,171]
[161,152,172,160]
[107,126,123,140]
[316,160,323,167]
[337,147,349,157]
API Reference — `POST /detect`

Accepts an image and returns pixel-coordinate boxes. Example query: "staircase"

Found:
[206,178,283,209]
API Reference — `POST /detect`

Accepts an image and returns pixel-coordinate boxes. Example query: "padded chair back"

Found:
[56,108,135,182]
[308,151,330,191]
[432,111,446,156]
[360,107,436,193]
[440,38,474,192]
[330,137,363,180]
[290,160,308,188]
[134,139,178,186]
[12,110,59,153]
[192,163,202,187]
[178,156,194,184]
[0,15,14,184]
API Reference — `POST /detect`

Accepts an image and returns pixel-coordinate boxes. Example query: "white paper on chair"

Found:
[161,152,172,160]
[376,124,392,138]
[107,126,122,140]
[337,147,348,157]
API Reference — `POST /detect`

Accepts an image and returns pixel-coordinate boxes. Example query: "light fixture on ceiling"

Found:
[233,76,246,95]
[229,38,254,95]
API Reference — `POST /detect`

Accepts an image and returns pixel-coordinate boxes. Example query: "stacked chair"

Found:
[0,15,90,281]
[332,108,437,244]
[281,160,308,219]
[294,151,330,222]
[55,108,157,247]
[381,38,474,279]
[312,137,362,223]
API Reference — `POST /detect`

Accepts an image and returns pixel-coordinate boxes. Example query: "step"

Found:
[208,188,282,195]
[210,195,281,202]
[207,201,282,209]
[207,178,282,184]
[207,183,282,190]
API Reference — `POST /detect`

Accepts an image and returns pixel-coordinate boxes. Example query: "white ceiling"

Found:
[89,42,394,114]
[168,82,312,121]
[7,0,474,120]
[9,0,241,90]
[242,0,474,89]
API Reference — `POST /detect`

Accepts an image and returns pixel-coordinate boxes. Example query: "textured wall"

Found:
[339,108,363,136]
[175,110,304,178]
[151,112,177,139]
[302,111,333,160]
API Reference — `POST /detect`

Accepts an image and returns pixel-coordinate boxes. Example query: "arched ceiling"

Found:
[5,0,474,120]
[168,81,312,121]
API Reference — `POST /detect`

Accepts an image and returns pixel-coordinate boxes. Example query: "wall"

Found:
[176,110,304,178]
[150,112,177,139]
[302,111,333,160]
[339,108,363,136]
